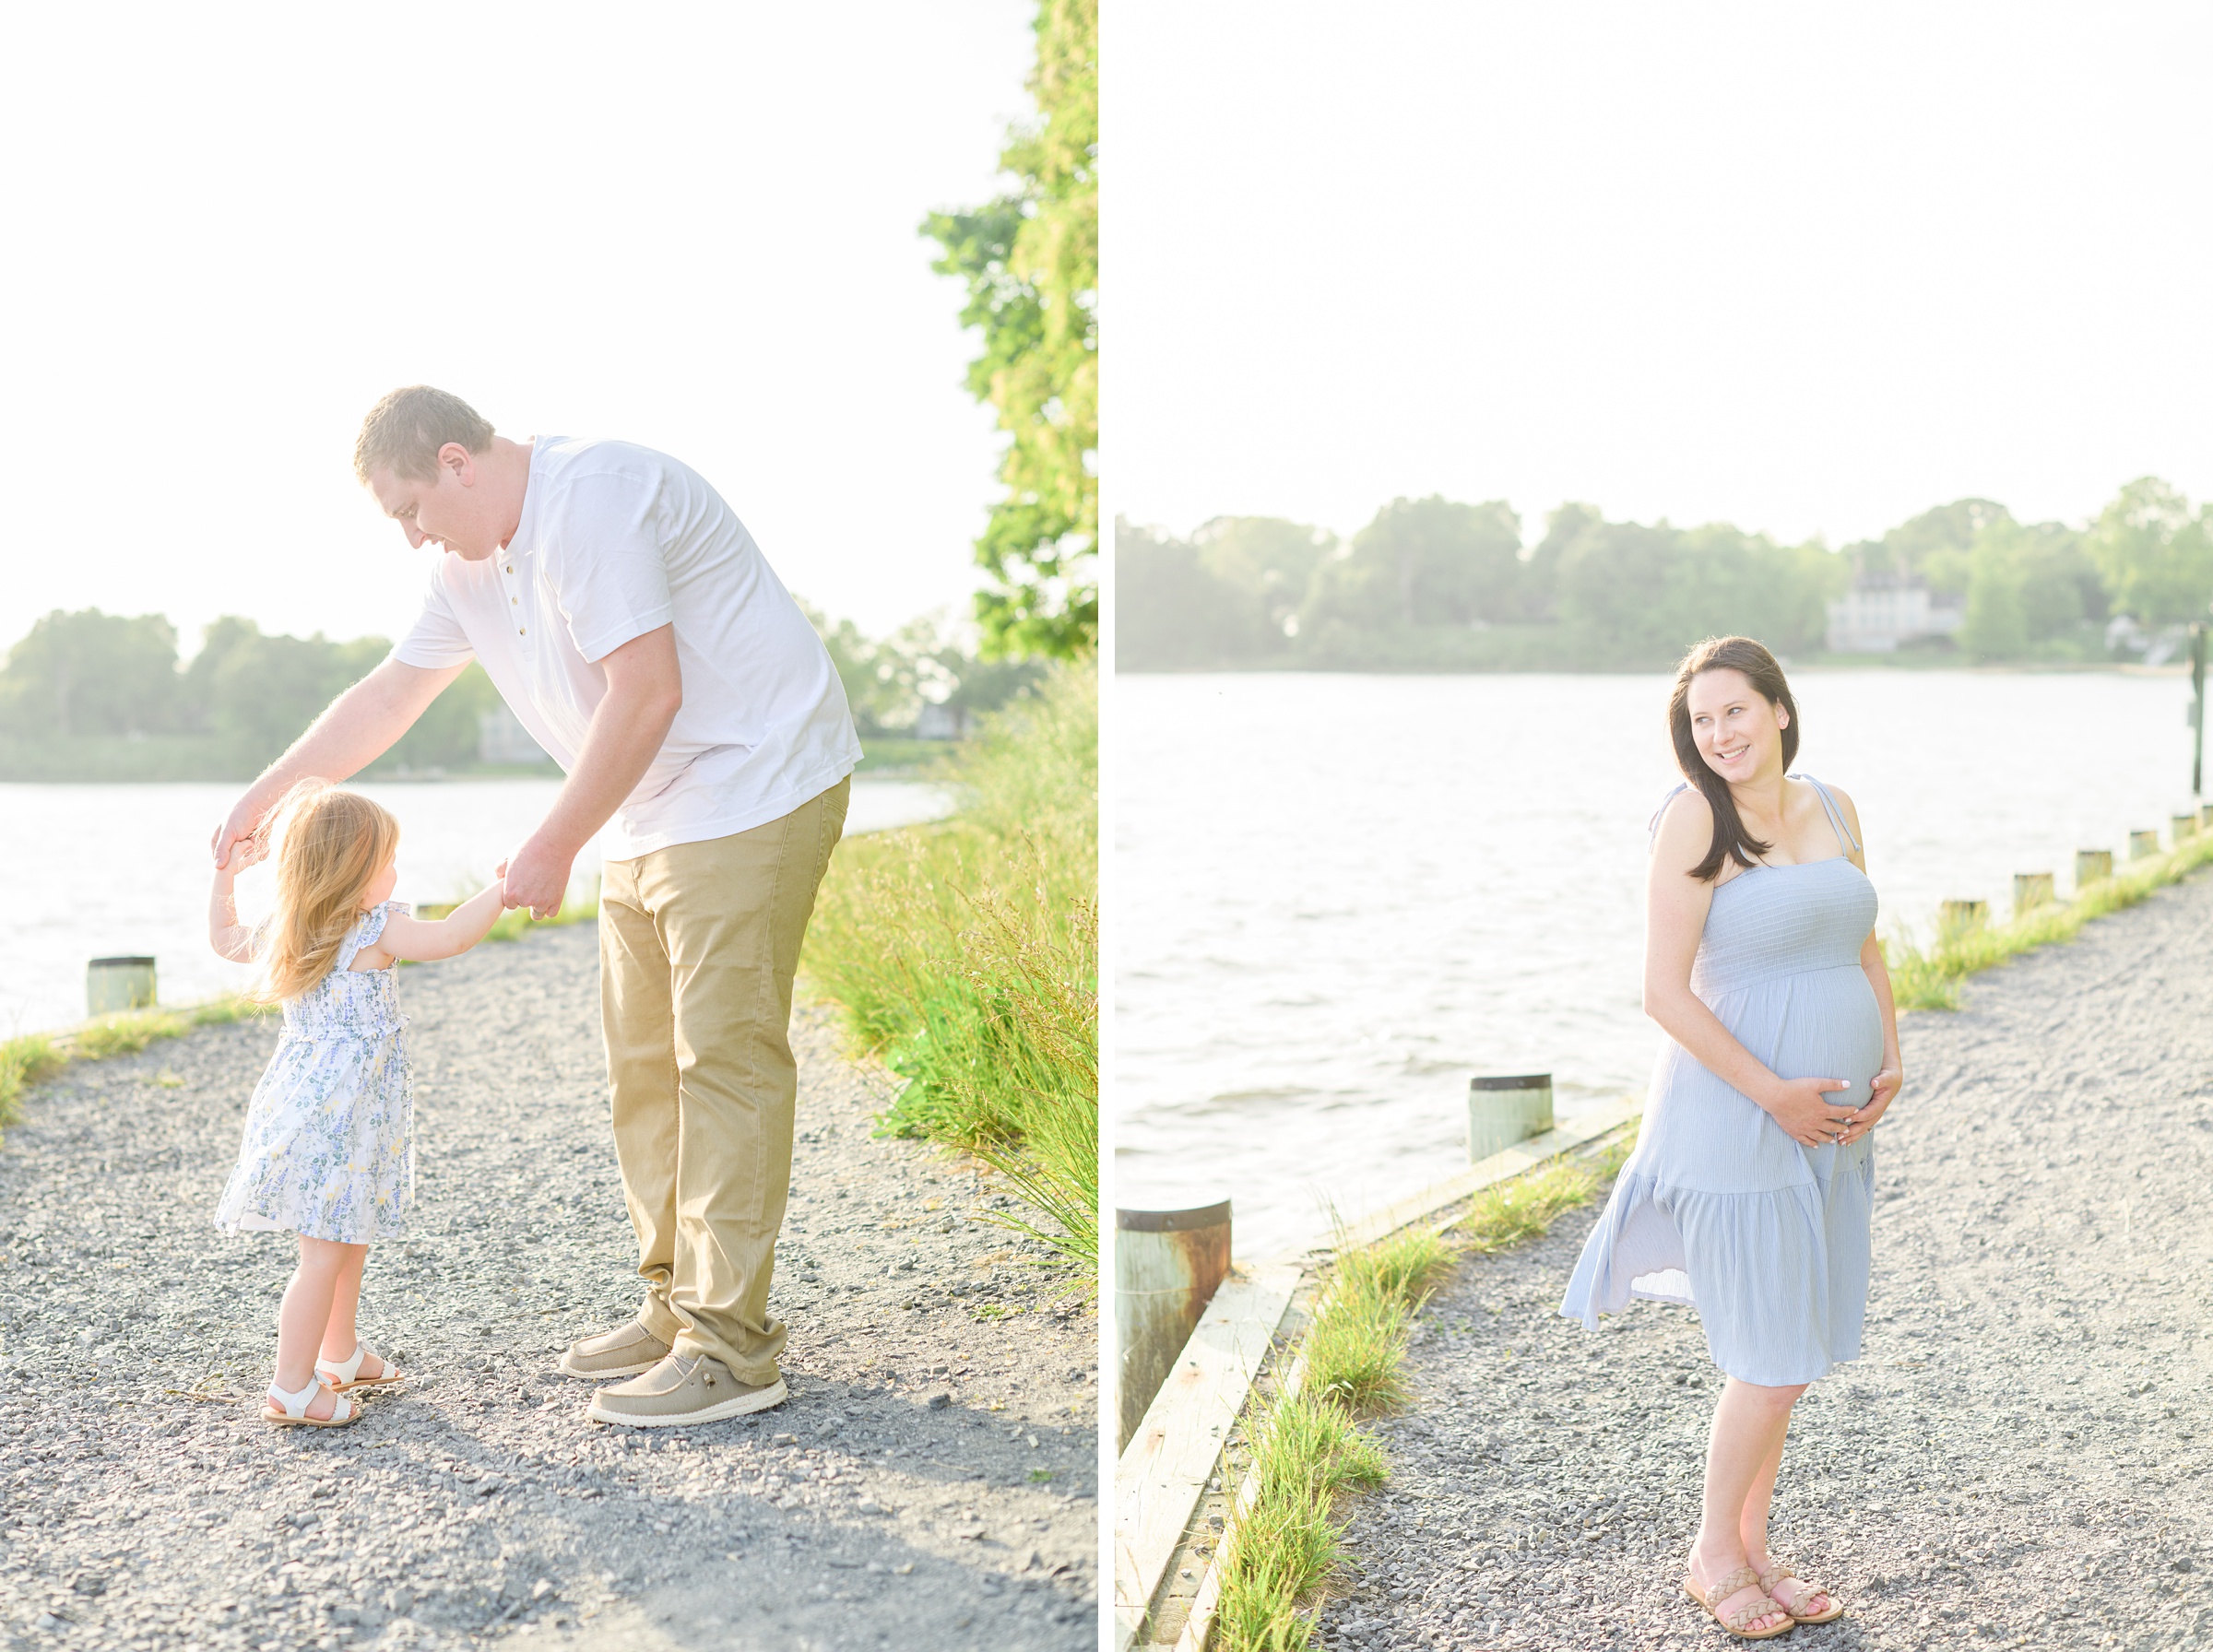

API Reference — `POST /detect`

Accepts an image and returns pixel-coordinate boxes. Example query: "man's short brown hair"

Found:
[352,386,495,484]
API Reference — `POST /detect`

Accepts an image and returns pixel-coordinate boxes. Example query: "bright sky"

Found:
[1111,3,2213,549]
[0,2,1031,659]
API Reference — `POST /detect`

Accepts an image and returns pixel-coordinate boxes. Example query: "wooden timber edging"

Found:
[1112,1095,1643,1652]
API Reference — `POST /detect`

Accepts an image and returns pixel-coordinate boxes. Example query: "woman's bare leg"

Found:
[1741,1404,1835,1618]
[1687,1377,1805,1634]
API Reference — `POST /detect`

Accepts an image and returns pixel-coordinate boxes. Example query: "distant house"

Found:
[1824,574,1965,654]
[478,703,553,766]
[916,702,972,740]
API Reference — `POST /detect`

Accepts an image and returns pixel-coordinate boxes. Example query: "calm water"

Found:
[1115,670,2204,1259]
[0,776,953,1037]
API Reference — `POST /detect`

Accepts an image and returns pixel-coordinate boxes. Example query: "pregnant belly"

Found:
[1742,967,1886,1108]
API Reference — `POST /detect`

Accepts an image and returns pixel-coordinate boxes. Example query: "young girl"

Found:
[209,782,506,1428]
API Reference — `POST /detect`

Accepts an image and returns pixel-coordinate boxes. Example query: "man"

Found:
[212,386,859,1427]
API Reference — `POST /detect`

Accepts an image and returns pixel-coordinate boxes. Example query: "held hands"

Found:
[211,796,267,871]
[496,834,575,922]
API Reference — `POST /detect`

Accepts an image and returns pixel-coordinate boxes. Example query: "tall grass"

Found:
[802,664,1097,1272]
[1887,827,2213,1010]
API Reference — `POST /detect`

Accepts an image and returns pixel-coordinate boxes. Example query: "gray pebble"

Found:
[0,922,1097,1648]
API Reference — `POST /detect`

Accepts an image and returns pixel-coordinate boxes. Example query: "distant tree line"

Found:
[0,607,1035,781]
[1118,478,2213,671]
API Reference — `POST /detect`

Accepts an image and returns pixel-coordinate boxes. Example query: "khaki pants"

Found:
[598,776,848,1383]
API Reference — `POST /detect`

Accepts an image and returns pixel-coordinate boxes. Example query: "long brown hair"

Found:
[1666,635,1800,882]
[253,782,401,1002]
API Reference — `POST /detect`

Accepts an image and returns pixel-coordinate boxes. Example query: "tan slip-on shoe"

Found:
[586,1353,787,1428]
[558,1318,671,1382]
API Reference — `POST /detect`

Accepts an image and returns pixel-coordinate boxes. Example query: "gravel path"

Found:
[0,922,1096,1652]
[1319,866,2213,1652]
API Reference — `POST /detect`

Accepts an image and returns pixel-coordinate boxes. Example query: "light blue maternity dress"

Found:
[1559,777,1880,1386]
[214,902,414,1245]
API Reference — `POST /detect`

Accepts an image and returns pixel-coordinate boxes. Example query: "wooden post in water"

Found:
[1115,1200,1232,1451]
[2130,830,2161,860]
[2012,873,2054,915]
[2075,850,2113,888]
[86,956,156,1017]
[1937,900,1987,941]
[1469,1074,1554,1162]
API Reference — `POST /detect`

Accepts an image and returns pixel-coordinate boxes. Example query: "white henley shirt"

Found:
[389,435,860,861]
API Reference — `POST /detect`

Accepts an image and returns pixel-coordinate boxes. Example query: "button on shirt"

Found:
[390,436,861,861]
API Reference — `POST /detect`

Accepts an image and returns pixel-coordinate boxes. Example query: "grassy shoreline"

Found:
[801,664,1098,1276]
[1208,1133,1636,1650]
[1887,826,2213,1009]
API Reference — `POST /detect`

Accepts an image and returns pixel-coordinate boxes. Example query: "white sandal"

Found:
[315,1339,403,1393]
[264,1376,359,1429]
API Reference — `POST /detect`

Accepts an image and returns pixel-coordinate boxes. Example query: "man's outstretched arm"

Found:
[211,657,468,867]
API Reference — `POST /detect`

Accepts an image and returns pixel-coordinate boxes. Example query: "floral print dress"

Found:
[215,902,413,1244]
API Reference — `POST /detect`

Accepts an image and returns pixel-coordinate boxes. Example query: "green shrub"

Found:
[803,664,1097,1272]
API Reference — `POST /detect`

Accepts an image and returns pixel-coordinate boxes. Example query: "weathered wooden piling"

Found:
[2131,830,2161,860]
[2013,873,2054,914]
[86,956,155,1016]
[2075,850,2113,887]
[1116,1201,1233,1451]
[1468,1073,1554,1162]
[1937,899,1987,939]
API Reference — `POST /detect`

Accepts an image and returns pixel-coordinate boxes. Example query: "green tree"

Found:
[1908,518,2100,662]
[2087,477,2213,623]
[1518,502,1601,620]
[1555,518,1828,666]
[922,0,1097,660]
[388,662,503,769]
[1114,520,1272,669]
[1189,516,1334,636]
[1848,498,2009,596]
[1301,496,1523,632]
[185,619,385,764]
[0,609,183,738]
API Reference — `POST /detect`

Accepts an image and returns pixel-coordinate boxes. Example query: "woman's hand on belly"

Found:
[1840,1063,1901,1146]
[1761,1074,1862,1148]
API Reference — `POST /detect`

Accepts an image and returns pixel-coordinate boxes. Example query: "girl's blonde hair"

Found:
[254,782,401,1002]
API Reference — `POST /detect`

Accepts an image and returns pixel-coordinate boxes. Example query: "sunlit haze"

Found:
[0,3,1031,656]
[1113,3,2213,546]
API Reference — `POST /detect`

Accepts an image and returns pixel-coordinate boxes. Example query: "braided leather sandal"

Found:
[315,1339,403,1394]
[1682,1564,1793,1640]
[1758,1563,1843,1624]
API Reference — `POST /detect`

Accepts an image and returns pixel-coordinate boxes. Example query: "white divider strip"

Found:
[1113,1260,1302,1652]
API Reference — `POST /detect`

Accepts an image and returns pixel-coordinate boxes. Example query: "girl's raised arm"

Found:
[208,846,261,963]
[354,883,508,970]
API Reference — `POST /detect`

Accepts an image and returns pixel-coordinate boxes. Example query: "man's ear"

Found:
[438,442,477,486]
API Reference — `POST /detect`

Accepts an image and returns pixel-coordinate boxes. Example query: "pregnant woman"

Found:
[1560,635,1901,1640]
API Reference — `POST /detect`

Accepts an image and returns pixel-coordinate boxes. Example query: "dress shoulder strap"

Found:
[1793,774,1861,856]
[333,901,408,974]
[1648,782,1691,844]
